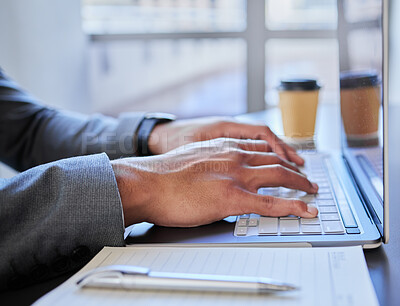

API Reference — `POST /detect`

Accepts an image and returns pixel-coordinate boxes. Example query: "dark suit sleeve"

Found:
[0,153,125,291]
[0,69,146,172]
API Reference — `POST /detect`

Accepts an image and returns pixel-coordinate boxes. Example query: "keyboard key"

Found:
[336,200,358,228]
[313,180,328,186]
[280,215,299,220]
[236,227,248,236]
[234,155,356,238]
[322,221,345,234]
[280,219,300,234]
[258,217,278,234]
[316,194,334,200]
[317,200,336,206]
[346,227,361,234]
[318,187,332,194]
[311,173,327,179]
[301,217,320,225]
[317,182,330,188]
[311,175,325,180]
[320,213,340,221]
[248,218,258,227]
[301,225,322,234]
[237,219,248,226]
[319,206,338,213]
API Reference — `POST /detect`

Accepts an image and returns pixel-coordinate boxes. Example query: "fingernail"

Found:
[311,182,319,191]
[307,204,318,216]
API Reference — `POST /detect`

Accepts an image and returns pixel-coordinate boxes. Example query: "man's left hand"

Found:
[148,116,304,166]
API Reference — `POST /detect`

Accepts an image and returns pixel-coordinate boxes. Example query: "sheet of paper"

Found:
[34,246,378,306]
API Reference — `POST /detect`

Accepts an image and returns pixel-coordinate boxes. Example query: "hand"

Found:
[112,138,318,228]
[148,116,304,166]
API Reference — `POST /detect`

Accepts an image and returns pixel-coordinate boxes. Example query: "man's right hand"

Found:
[111,138,319,228]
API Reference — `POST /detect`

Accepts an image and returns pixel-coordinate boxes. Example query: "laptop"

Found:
[127,0,389,248]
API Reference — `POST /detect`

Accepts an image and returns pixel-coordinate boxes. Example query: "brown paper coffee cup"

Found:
[340,72,381,145]
[278,79,321,141]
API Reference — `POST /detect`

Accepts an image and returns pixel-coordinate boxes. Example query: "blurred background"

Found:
[0,0,399,176]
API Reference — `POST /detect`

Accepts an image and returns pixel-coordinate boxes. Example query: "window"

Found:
[343,0,381,23]
[81,0,380,118]
[88,38,246,118]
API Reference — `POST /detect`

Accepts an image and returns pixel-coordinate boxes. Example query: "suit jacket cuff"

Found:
[0,153,126,290]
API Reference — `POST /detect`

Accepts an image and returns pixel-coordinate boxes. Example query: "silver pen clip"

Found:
[77,265,149,288]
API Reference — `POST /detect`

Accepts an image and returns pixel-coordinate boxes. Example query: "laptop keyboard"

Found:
[234,154,360,237]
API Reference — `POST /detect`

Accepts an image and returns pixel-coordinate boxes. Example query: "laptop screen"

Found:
[339,0,388,242]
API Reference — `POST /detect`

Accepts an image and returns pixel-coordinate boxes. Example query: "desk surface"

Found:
[2,104,399,306]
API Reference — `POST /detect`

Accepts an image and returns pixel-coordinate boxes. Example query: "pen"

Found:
[77,265,298,294]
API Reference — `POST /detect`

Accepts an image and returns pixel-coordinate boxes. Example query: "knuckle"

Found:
[228,148,245,161]
[219,176,235,188]
[264,126,271,133]
[292,200,307,212]
[261,196,275,211]
[230,162,245,178]
[242,170,258,192]
[215,138,233,151]
[221,156,241,172]
[228,160,241,172]
[223,139,238,150]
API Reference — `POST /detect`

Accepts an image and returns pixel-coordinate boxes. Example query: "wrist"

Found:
[147,122,170,155]
[111,158,154,226]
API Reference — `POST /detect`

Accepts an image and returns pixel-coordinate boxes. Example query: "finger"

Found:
[218,122,288,157]
[236,139,273,153]
[237,191,318,218]
[281,142,305,166]
[243,165,318,194]
[259,128,305,166]
[220,138,301,173]
[217,122,304,166]
[243,152,301,173]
